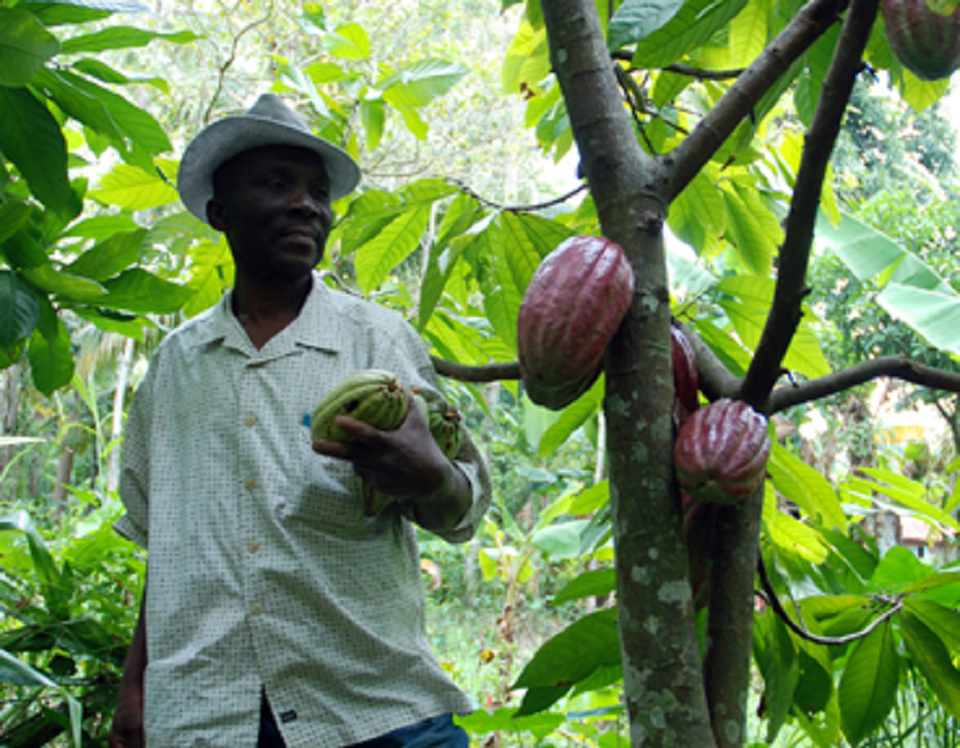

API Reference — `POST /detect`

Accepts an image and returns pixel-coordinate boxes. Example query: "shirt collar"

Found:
[190,273,343,354]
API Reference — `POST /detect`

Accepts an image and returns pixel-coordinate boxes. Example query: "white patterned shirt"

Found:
[115,274,491,748]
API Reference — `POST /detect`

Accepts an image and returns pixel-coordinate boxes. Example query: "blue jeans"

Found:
[258,700,469,747]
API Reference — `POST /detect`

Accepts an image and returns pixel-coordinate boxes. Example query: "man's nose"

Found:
[288,187,323,216]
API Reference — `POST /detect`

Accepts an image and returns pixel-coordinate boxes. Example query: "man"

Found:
[109,93,491,748]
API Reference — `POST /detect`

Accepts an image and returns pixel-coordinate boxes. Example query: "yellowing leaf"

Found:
[90,163,179,210]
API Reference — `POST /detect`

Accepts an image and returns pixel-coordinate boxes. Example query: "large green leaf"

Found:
[877,284,960,356]
[0,200,32,244]
[842,469,960,534]
[728,0,770,67]
[763,483,829,563]
[511,607,621,715]
[97,268,192,314]
[0,270,40,348]
[354,204,431,293]
[537,376,603,457]
[325,22,370,59]
[380,59,469,110]
[59,25,198,54]
[41,68,171,156]
[865,545,933,595]
[607,0,685,51]
[551,568,617,607]
[718,276,832,379]
[754,611,799,742]
[0,7,60,86]
[19,265,106,303]
[767,443,846,531]
[632,0,750,69]
[904,598,960,659]
[500,212,574,294]
[721,182,775,276]
[89,162,178,210]
[902,613,960,721]
[417,193,483,330]
[838,620,899,746]
[0,87,71,212]
[27,317,73,394]
[64,229,145,280]
[815,210,952,293]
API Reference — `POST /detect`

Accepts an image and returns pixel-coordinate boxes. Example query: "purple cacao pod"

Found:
[517,235,634,411]
[674,398,772,505]
[882,0,960,80]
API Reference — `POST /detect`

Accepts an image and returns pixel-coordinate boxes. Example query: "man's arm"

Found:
[108,582,147,748]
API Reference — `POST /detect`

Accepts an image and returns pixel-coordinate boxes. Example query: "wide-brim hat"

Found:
[177,93,361,223]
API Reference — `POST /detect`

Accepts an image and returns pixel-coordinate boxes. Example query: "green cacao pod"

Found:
[517,235,634,411]
[412,388,463,459]
[882,0,960,80]
[674,399,771,505]
[362,387,464,518]
[311,369,408,442]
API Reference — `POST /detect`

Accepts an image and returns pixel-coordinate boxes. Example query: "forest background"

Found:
[5,0,960,746]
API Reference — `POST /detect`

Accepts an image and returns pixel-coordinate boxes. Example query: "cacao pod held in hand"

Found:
[674,399,771,505]
[311,369,408,442]
[517,235,634,410]
[882,0,960,80]
[412,388,463,459]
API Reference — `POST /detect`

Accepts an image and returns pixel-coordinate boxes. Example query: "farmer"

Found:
[108,93,491,748]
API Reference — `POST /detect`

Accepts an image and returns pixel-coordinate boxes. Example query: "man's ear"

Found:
[206,198,227,231]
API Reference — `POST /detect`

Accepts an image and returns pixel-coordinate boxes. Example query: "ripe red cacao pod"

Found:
[671,321,699,428]
[674,398,772,505]
[517,235,634,410]
[881,0,960,80]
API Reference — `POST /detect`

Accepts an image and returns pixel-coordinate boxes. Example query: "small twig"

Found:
[202,2,274,124]
[614,64,656,153]
[757,556,903,646]
[447,179,587,213]
[611,51,747,80]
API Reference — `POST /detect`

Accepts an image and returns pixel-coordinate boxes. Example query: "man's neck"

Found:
[230,273,313,350]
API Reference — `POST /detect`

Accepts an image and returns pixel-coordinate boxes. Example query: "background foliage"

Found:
[3,0,960,745]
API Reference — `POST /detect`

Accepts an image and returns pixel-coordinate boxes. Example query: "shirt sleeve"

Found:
[113,360,156,549]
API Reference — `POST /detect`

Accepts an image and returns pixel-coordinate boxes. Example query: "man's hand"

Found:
[313,391,471,531]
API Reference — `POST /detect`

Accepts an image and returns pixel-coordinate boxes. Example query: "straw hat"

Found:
[177,93,361,223]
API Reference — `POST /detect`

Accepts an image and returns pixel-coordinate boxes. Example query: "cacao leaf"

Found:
[838,620,900,746]
[0,87,71,213]
[0,8,60,87]
[902,613,960,721]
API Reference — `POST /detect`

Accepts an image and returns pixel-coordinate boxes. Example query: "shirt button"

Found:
[245,477,257,490]
[251,602,264,616]
[244,415,257,427]
[248,540,261,553]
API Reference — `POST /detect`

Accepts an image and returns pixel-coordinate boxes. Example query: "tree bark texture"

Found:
[540,2,714,745]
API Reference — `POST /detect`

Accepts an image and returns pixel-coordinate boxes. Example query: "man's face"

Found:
[206,145,335,284]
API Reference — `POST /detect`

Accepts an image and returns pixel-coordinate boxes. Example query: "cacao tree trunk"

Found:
[539,2,714,745]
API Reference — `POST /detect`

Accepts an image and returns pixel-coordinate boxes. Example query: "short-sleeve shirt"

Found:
[115,274,491,748]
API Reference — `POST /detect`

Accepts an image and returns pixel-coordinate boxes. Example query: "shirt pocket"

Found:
[292,424,378,538]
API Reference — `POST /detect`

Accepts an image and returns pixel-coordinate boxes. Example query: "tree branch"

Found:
[741,0,878,410]
[446,179,587,213]
[666,0,849,203]
[757,555,903,646]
